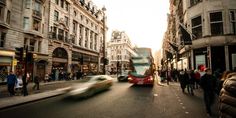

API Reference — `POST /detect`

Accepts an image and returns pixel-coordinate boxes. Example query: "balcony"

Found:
[0,0,6,5]
[32,10,42,19]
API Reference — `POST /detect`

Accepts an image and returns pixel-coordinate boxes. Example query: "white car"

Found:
[66,75,113,98]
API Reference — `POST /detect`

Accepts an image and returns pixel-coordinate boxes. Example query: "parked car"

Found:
[66,75,113,98]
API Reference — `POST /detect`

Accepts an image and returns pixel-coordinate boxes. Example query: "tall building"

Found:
[107,30,136,74]
[163,0,236,72]
[0,0,107,82]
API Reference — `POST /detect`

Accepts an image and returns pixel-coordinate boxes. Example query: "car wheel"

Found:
[86,89,94,97]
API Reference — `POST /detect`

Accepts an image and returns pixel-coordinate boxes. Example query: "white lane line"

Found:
[180,102,183,105]
[182,106,186,109]
[185,111,189,114]
[153,94,158,97]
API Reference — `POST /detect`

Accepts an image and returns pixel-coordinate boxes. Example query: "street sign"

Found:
[12,59,18,66]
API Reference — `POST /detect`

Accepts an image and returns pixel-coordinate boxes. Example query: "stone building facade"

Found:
[0,0,107,82]
[107,30,136,74]
[163,0,236,72]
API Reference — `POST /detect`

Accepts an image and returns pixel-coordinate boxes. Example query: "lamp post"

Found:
[102,6,106,75]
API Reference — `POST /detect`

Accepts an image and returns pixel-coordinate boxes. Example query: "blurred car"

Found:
[66,75,113,98]
[117,70,130,82]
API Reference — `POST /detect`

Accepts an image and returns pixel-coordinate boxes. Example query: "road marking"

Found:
[178,99,181,102]
[185,111,189,114]
[153,94,158,97]
[180,102,183,105]
[182,106,186,109]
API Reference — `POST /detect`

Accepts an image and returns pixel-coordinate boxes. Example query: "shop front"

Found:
[0,50,15,84]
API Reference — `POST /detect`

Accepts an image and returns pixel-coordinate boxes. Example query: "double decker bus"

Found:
[128,48,155,86]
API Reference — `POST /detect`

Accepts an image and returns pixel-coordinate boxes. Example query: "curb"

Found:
[0,87,70,110]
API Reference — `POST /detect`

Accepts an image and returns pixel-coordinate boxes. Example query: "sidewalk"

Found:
[0,79,82,110]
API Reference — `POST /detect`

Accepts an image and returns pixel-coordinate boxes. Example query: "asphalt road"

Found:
[0,80,219,118]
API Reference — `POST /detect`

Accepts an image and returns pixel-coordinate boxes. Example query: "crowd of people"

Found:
[158,67,236,117]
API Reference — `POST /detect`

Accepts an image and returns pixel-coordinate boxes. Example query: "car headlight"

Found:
[128,77,132,80]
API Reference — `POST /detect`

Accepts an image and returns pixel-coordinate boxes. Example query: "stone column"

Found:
[67,49,72,73]
[225,45,230,71]
[190,49,194,70]
[207,46,212,69]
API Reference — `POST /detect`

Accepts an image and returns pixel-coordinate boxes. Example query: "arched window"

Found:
[52,48,68,59]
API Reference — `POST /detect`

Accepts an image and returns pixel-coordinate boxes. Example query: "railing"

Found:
[33,10,42,19]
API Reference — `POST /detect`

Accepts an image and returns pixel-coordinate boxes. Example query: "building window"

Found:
[0,6,3,18]
[42,24,44,33]
[94,34,97,50]
[210,12,224,35]
[54,10,59,21]
[33,19,40,31]
[60,0,64,8]
[65,31,68,43]
[90,31,93,49]
[58,29,64,41]
[79,25,83,46]
[29,39,35,52]
[38,41,41,53]
[85,29,88,48]
[65,16,68,26]
[191,16,202,39]
[65,2,69,11]
[55,0,59,5]
[6,10,10,24]
[23,17,29,30]
[0,32,6,47]
[25,0,31,9]
[190,0,202,7]
[230,10,236,34]
[73,21,77,33]
[34,1,41,12]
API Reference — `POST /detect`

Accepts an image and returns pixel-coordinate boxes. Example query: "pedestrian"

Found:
[194,69,201,89]
[179,69,188,93]
[6,71,17,96]
[186,69,194,95]
[44,73,49,82]
[200,68,217,116]
[33,76,40,90]
[218,72,236,117]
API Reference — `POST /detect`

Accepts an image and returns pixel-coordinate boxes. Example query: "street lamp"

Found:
[102,6,106,74]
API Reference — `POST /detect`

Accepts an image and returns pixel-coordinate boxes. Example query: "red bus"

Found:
[128,48,155,86]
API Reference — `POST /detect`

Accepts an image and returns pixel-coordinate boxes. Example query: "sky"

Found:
[92,0,170,52]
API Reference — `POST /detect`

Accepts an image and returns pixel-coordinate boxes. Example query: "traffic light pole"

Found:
[23,46,28,96]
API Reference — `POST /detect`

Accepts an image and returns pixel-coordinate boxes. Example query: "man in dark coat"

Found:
[33,76,40,90]
[200,68,217,116]
[7,71,17,96]
[179,69,188,93]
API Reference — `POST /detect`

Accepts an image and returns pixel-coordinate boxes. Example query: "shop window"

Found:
[210,12,224,35]
[230,10,236,34]
[0,32,6,47]
[191,16,202,39]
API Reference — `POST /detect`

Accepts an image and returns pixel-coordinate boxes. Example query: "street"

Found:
[0,79,219,118]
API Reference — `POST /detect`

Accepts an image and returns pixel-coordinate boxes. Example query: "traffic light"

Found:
[15,47,24,61]
[26,52,33,62]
